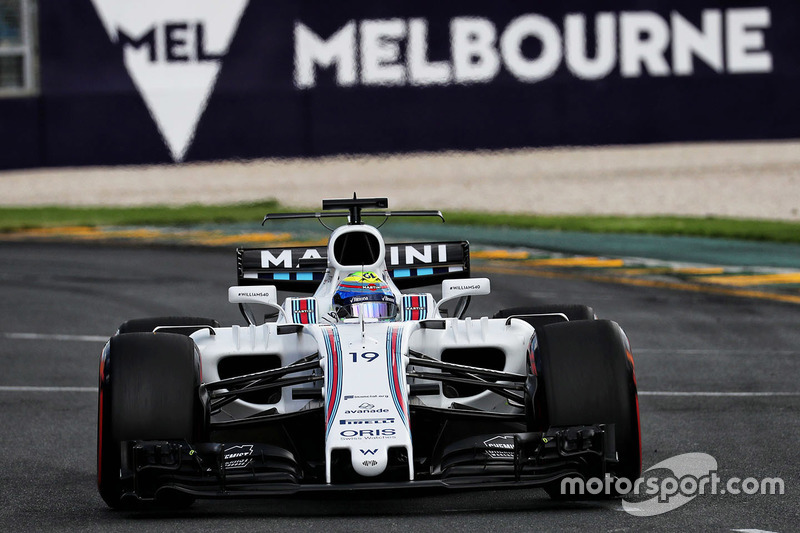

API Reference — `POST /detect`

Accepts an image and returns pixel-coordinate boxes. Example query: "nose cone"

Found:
[351,447,388,477]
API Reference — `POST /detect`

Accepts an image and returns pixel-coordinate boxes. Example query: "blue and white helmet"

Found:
[333,271,398,321]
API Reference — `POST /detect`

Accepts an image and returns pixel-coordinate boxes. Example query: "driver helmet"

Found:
[333,271,398,321]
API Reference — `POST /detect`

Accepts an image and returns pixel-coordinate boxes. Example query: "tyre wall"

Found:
[1,0,798,169]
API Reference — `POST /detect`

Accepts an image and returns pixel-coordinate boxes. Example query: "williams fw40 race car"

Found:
[97,196,640,508]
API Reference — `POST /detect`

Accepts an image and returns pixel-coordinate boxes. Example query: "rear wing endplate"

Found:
[238,241,470,291]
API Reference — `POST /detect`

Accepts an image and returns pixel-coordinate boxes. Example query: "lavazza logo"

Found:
[91,2,773,162]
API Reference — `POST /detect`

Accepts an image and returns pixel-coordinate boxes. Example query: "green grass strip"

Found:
[0,202,799,244]
[442,212,800,244]
[0,201,282,229]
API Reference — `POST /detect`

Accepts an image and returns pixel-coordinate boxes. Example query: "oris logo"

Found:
[340,429,396,438]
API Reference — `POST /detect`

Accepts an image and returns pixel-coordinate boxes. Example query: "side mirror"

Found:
[436,278,490,318]
[228,286,285,325]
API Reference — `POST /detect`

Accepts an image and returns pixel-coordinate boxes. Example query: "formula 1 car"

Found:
[97,196,640,508]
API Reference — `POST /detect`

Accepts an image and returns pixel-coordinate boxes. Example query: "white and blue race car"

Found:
[97,196,640,508]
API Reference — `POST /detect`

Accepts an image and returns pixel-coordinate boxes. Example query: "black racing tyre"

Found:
[494,305,595,331]
[116,316,220,335]
[506,306,596,430]
[535,320,641,499]
[97,332,207,509]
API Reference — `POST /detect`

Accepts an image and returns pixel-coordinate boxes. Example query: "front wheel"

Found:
[98,332,207,509]
[534,320,640,498]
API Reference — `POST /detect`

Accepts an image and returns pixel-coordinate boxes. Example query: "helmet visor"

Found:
[348,302,398,321]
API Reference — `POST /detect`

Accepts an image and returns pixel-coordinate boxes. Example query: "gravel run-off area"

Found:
[1,140,798,221]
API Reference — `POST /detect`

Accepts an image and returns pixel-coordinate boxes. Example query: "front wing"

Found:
[115,421,615,502]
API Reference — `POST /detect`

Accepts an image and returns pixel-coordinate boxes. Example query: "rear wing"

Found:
[238,241,470,291]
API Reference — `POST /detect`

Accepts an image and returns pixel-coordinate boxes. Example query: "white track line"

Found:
[639,391,800,397]
[1,332,108,342]
[4,335,799,356]
[0,386,96,392]
[636,348,800,356]
[4,334,799,357]
[1,334,798,398]
[0,386,796,397]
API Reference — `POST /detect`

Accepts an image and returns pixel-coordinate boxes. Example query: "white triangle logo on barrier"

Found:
[91,0,249,161]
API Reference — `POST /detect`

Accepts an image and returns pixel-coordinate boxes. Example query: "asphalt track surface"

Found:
[0,242,798,532]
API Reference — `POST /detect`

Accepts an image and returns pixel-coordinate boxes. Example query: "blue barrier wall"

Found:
[1,0,798,169]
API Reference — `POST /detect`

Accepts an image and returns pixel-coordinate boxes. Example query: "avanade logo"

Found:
[91,0,249,162]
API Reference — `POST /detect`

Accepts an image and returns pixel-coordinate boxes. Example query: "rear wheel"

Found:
[534,320,640,498]
[116,316,219,335]
[97,332,207,509]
